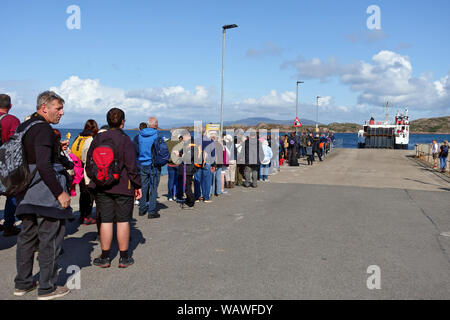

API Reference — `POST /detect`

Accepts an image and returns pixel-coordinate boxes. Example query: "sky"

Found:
[0,0,449,128]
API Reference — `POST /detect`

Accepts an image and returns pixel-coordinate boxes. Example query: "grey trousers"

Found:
[243,165,258,187]
[15,215,66,295]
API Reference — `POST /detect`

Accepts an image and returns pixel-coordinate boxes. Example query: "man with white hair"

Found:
[137,117,161,219]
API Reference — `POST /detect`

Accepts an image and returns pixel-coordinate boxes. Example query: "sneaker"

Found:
[440,231,450,237]
[148,213,161,219]
[14,283,37,296]
[168,198,173,202]
[37,286,70,300]
[203,199,212,203]
[134,200,139,205]
[118,257,134,268]
[93,256,111,268]
[3,226,21,237]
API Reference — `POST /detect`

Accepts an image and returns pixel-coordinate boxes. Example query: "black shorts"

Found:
[94,192,134,223]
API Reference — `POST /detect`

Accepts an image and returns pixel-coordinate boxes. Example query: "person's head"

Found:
[139,122,147,131]
[432,140,436,144]
[307,141,311,146]
[84,119,99,136]
[36,91,65,124]
[183,132,191,142]
[106,108,125,129]
[147,117,158,129]
[0,94,12,111]
[444,140,449,146]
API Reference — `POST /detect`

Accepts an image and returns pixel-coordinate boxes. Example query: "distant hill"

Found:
[410,116,449,134]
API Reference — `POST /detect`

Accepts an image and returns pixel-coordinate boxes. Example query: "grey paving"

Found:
[0,149,449,299]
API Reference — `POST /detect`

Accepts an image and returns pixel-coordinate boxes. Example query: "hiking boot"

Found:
[37,286,70,300]
[14,283,37,297]
[118,257,134,268]
[148,213,160,219]
[3,226,21,237]
[93,256,111,268]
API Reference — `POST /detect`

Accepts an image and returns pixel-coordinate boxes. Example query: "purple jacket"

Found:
[88,128,141,197]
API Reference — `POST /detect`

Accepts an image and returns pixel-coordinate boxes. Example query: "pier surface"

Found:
[0,149,449,299]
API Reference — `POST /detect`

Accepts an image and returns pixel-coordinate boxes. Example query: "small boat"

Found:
[358,103,409,149]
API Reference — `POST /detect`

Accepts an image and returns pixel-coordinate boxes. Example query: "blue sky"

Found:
[1,0,449,128]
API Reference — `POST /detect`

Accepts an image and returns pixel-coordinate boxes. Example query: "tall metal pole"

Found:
[316,96,320,132]
[295,83,299,134]
[220,29,226,137]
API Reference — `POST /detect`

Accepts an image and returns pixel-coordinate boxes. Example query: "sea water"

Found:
[58,129,450,176]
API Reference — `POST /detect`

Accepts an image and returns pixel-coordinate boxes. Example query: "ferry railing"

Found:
[414,143,449,173]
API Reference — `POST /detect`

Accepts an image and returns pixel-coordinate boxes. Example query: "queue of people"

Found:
[279,131,335,167]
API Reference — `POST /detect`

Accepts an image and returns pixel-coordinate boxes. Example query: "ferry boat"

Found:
[358,104,410,149]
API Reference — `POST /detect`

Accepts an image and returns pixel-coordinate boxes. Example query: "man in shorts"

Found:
[87,108,142,268]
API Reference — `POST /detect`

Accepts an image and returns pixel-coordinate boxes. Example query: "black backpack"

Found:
[0,120,45,196]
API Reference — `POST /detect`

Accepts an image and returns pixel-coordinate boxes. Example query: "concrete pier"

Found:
[0,148,449,299]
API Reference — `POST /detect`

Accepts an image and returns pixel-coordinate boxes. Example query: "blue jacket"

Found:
[138,128,159,166]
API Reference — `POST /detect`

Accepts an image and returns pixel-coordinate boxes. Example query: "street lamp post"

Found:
[220,24,238,137]
[316,96,322,132]
[295,81,304,134]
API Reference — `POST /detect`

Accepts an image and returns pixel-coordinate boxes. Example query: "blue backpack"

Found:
[151,135,170,167]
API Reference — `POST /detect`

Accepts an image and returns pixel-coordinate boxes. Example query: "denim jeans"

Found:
[4,196,17,228]
[139,165,161,215]
[260,164,270,180]
[167,166,181,199]
[440,157,448,170]
[211,167,223,196]
[194,164,211,200]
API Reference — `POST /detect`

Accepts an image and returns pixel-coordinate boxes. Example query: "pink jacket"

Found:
[69,153,84,196]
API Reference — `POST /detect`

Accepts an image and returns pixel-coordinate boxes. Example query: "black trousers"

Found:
[79,179,94,219]
[15,215,65,295]
[185,175,195,207]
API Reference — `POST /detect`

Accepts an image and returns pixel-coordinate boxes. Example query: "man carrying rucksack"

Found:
[0,94,21,237]
[86,108,142,268]
[13,91,72,300]
[439,140,449,173]
[137,117,164,219]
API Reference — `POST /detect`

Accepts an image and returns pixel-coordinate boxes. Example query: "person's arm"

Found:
[124,138,142,189]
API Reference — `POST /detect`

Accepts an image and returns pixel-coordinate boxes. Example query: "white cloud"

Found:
[283,50,450,114]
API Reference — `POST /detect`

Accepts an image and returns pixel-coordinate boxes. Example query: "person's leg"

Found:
[185,175,195,207]
[148,166,161,215]
[216,167,223,195]
[176,169,184,199]
[3,196,18,232]
[14,215,39,291]
[221,170,226,192]
[36,217,66,295]
[251,166,258,187]
[167,166,175,200]
[138,166,150,215]
[100,223,114,251]
[116,222,130,251]
[209,168,215,197]
[243,166,251,187]
[194,170,201,200]
[202,165,212,200]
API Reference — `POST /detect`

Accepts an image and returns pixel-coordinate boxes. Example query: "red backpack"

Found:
[86,137,121,187]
